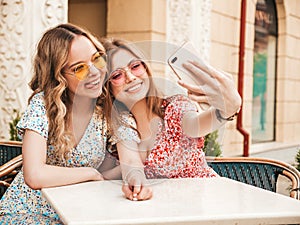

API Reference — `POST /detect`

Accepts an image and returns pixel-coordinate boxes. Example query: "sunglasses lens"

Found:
[109,60,146,86]
[130,61,145,76]
[110,70,125,85]
[74,64,89,81]
[65,52,107,81]
[93,53,106,69]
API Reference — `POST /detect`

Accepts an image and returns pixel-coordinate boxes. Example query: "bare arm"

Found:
[98,153,122,180]
[117,140,152,201]
[22,130,104,190]
[182,107,226,138]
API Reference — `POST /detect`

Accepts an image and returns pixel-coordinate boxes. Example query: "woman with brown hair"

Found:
[101,38,241,201]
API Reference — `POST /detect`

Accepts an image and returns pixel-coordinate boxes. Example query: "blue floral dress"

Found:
[0,92,108,224]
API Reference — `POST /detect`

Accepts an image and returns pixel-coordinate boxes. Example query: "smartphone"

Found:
[168,41,210,110]
[168,41,202,85]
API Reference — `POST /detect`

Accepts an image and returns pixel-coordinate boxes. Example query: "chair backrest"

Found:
[0,141,22,166]
[206,157,300,200]
[0,141,23,198]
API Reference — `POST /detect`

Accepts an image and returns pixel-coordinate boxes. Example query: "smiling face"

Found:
[63,35,107,99]
[109,49,150,108]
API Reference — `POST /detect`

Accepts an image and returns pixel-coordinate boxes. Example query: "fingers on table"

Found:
[137,186,153,200]
[122,183,133,200]
[122,183,152,201]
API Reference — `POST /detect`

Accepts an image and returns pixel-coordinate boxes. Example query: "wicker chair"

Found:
[0,141,22,165]
[206,157,300,200]
[0,141,22,198]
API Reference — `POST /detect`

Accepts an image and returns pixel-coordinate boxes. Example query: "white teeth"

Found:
[127,83,141,92]
[90,80,99,85]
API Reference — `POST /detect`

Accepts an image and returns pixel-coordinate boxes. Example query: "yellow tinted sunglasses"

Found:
[64,52,107,81]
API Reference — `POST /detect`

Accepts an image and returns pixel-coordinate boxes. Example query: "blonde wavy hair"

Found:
[100,38,164,137]
[29,23,105,159]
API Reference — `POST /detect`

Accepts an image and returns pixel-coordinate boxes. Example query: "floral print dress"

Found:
[0,92,108,224]
[111,95,218,179]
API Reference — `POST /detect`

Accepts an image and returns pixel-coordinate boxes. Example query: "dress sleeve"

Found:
[16,92,48,140]
[163,95,198,139]
[108,112,140,148]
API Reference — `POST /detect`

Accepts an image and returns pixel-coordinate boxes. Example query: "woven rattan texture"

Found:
[0,143,22,198]
[207,162,283,192]
[0,144,22,166]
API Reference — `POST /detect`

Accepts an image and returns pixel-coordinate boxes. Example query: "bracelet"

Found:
[290,187,300,192]
[215,109,238,122]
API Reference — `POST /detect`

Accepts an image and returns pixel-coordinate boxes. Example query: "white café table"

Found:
[41,177,300,225]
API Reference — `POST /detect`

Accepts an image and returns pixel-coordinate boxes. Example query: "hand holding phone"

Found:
[168,41,210,109]
[168,41,205,85]
[168,41,241,116]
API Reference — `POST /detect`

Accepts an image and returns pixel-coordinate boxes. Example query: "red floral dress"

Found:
[110,95,218,179]
[144,95,218,178]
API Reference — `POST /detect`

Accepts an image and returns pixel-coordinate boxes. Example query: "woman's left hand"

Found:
[122,167,152,201]
[122,182,152,201]
[178,60,241,118]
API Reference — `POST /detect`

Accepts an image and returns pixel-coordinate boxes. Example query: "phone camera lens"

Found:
[171,57,177,64]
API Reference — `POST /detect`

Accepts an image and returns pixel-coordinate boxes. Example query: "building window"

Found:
[252,0,277,143]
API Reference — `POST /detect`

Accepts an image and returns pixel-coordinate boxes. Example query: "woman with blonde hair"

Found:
[0,23,120,224]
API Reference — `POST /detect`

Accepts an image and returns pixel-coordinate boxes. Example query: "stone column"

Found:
[166,0,211,61]
[0,0,68,140]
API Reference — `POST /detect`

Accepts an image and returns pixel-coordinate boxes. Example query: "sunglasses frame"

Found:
[63,51,107,81]
[109,59,147,86]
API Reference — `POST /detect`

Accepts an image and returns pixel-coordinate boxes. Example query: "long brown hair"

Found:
[101,38,164,135]
[29,23,105,159]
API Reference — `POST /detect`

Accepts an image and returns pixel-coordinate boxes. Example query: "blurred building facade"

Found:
[0,0,299,156]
